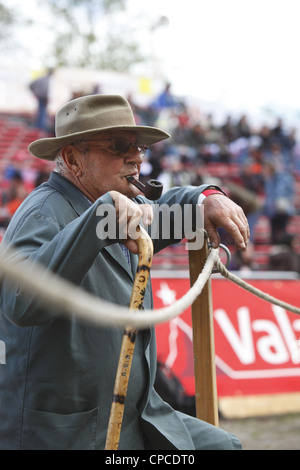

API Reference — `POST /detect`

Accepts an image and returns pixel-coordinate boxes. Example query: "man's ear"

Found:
[61,145,83,177]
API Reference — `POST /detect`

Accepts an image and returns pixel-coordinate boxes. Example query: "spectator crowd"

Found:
[130,84,300,273]
[0,82,300,273]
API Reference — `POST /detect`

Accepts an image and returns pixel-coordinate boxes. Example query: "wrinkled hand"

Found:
[202,194,250,250]
[109,191,153,253]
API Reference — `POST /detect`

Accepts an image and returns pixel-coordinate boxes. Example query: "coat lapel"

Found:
[47,171,91,215]
[105,244,134,279]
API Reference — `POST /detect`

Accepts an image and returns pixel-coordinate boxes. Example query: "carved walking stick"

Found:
[105,225,153,450]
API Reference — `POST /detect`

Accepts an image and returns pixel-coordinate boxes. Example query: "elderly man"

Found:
[0,94,248,450]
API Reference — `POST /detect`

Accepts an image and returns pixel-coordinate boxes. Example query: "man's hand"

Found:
[109,191,153,253]
[202,194,250,250]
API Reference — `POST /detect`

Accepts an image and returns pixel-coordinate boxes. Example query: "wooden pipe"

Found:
[127,176,163,200]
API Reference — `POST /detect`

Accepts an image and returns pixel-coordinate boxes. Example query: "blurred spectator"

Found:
[224,181,263,241]
[35,170,51,188]
[158,160,192,191]
[1,83,300,271]
[217,139,231,163]
[264,141,289,171]
[127,93,159,127]
[1,170,27,206]
[0,170,28,226]
[241,148,265,194]
[190,163,205,186]
[285,127,297,153]
[187,123,206,148]
[268,234,300,273]
[270,117,286,147]
[236,114,251,138]
[263,161,295,244]
[229,241,259,273]
[155,361,196,417]
[151,82,177,110]
[202,113,220,143]
[220,115,237,142]
[258,124,272,150]
[29,68,54,130]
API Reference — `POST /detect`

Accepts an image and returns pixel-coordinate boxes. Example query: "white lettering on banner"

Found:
[153,278,300,395]
[293,318,300,364]
[252,319,289,364]
[272,306,299,361]
[214,306,300,366]
[214,307,255,365]
[291,340,300,365]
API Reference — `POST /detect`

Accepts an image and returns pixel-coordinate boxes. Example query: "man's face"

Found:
[72,131,147,201]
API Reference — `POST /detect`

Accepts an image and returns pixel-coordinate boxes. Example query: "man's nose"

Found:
[124,150,143,165]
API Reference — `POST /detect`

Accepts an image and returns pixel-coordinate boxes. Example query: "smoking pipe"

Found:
[126,176,163,200]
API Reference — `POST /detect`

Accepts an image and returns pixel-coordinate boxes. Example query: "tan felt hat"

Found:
[28,94,170,160]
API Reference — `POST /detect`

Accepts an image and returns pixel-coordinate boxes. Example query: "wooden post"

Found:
[188,239,219,426]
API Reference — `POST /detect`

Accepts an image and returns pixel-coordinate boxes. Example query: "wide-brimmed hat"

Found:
[28,94,170,160]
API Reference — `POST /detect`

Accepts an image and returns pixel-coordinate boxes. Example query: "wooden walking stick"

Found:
[105,225,153,450]
[188,236,219,426]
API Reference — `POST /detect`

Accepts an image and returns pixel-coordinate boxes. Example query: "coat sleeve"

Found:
[141,184,217,253]
[0,192,117,327]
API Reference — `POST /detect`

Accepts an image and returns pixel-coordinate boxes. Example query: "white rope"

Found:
[0,245,218,328]
[0,244,299,330]
[215,257,300,315]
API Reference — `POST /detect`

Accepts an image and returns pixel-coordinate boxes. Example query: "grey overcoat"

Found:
[0,172,240,450]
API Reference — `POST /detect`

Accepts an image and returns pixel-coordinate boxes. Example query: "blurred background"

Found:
[0,0,300,449]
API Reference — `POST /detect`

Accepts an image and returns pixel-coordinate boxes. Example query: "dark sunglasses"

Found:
[80,138,148,157]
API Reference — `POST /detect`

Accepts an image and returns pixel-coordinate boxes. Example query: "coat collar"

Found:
[47,171,92,216]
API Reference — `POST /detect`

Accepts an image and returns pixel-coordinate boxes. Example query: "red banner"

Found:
[153,277,300,397]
